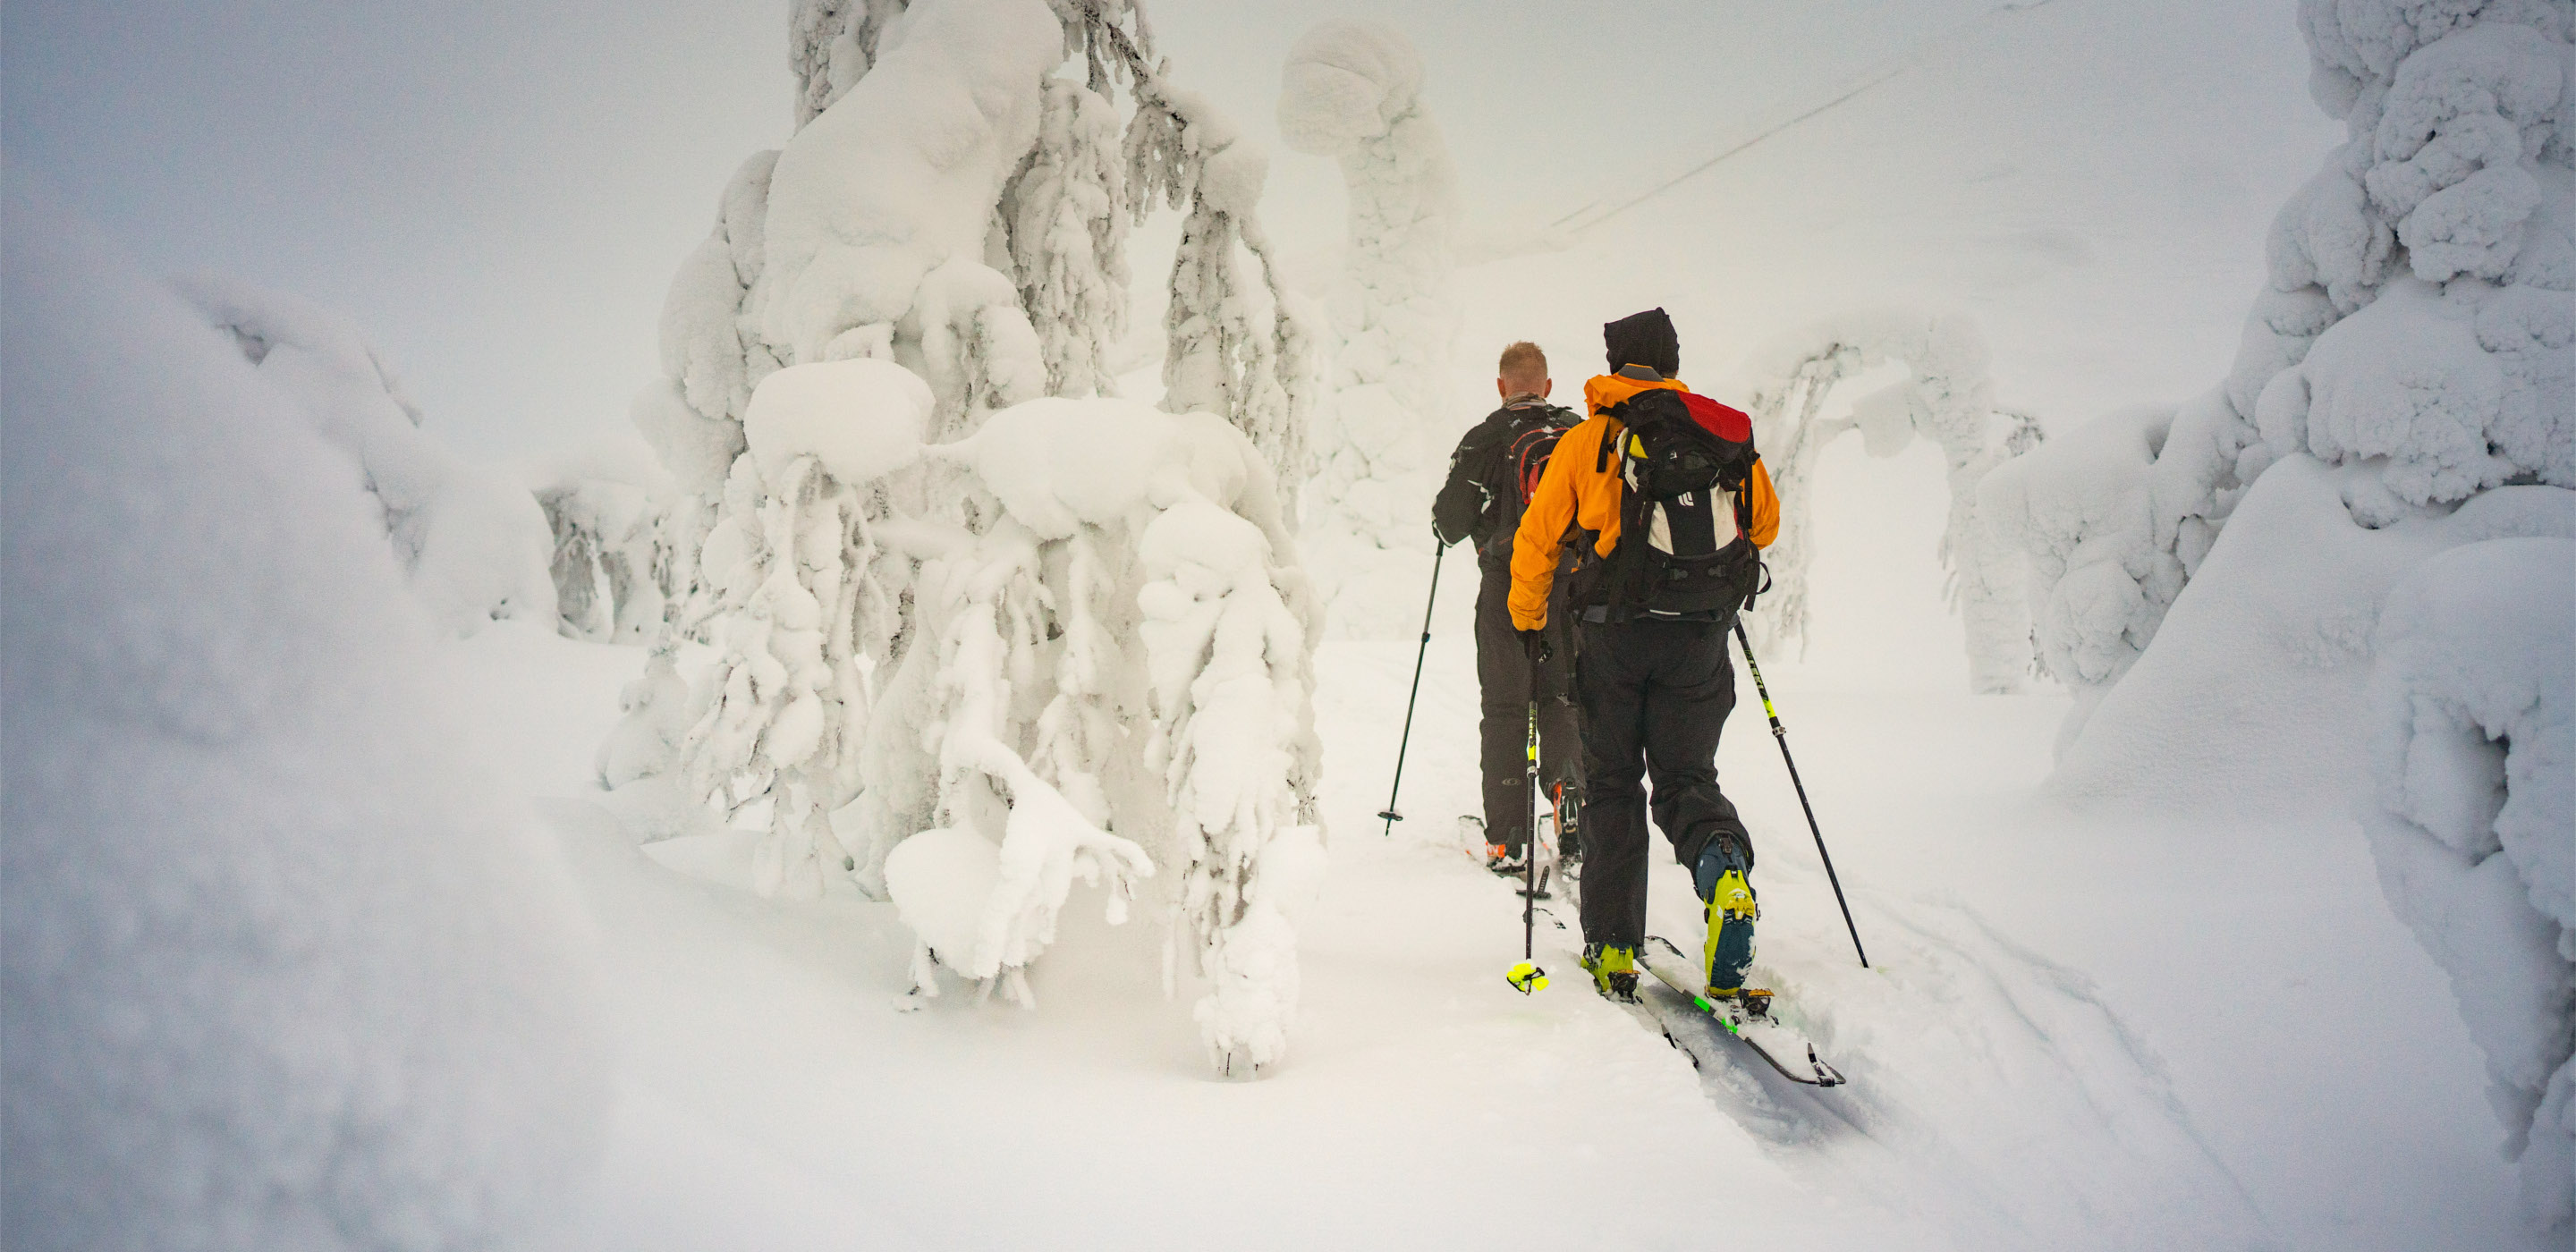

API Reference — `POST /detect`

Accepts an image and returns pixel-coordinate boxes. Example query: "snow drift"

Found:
[0,168,606,1248]
[2362,537,2574,1243]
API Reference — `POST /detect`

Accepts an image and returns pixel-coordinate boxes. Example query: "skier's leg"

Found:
[1574,619,1648,955]
[1640,621,1744,871]
[1637,622,1758,993]
[1474,563,1531,860]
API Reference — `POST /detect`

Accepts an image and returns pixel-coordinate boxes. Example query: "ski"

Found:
[1639,935,1846,1087]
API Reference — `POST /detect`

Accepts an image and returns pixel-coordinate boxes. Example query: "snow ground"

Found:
[456,463,2526,1252]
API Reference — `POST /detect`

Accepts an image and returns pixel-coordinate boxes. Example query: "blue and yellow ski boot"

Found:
[1695,833,1758,997]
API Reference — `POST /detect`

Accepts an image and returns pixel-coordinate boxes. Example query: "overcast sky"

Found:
[4,0,2055,460]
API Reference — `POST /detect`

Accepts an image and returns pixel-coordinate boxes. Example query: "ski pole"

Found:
[1377,544,1445,837]
[1506,696,1550,994]
[1732,622,1869,969]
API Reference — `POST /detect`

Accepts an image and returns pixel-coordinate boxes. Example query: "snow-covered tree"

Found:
[1738,310,2042,695]
[614,0,1323,1072]
[178,275,560,637]
[1987,0,2572,730]
[517,442,675,645]
[2362,537,2573,1245]
[1276,20,1461,554]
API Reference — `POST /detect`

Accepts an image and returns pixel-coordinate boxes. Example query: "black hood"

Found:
[1603,308,1680,377]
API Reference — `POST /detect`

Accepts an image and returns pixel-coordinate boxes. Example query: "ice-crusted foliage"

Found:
[674,361,922,900]
[2000,3,2572,706]
[1122,73,1314,493]
[850,397,1322,1071]
[178,275,559,637]
[2362,537,2574,1243]
[637,0,1308,616]
[1740,310,2042,694]
[1006,77,1130,397]
[791,0,911,129]
[1279,20,1461,551]
[4,164,604,1251]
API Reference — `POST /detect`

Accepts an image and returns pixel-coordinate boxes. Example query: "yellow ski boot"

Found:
[1580,943,1639,1002]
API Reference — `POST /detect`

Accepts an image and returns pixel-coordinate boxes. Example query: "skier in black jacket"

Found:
[1432,341,1582,874]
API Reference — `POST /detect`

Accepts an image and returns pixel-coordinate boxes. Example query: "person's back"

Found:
[1434,342,1582,872]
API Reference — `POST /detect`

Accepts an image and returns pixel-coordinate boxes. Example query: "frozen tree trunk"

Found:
[1740,310,2042,695]
[1278,20,1461,549]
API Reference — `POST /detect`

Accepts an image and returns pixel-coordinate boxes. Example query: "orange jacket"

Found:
[1507,372,1779,630]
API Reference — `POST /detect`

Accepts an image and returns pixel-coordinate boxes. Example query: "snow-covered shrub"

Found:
[515,436,675,644]
[2361,537,2573,1244]
[1278,20,1461,556]
[1997,3,2571,716]
[856,396,1322,1071]
[1738,309,2042,694]
[1979,404,2179,732]
[178,274,560,637]
[2,167,605,1248]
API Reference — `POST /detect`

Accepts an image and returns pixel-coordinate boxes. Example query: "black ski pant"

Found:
[1573,615,1752,952]
[1474,560,1579,856]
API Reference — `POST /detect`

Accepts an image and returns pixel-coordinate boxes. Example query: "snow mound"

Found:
[742,357,933,486]
[2048,455,2576,810]
[1,168,605,1248]
[2361,536,2574,1242]
[177,273,560,637]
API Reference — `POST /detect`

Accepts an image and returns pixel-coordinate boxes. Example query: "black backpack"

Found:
[1591,388,1765,624]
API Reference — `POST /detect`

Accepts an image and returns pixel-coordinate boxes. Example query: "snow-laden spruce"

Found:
[1278,20,1461,555]
[1987,0,2572,744]
[2362,537,2573,1245]
[621,360,1323,1070]
[616,0,1323,1072]
[177,274,561,638]
[514,436,676,646]
[2,165,606,1250]
[1735,309,2042,695]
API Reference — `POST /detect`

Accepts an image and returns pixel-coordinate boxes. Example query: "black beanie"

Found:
[1603,308,1680,377]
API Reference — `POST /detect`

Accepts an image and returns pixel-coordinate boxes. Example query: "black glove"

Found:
[1519,627,1550,664]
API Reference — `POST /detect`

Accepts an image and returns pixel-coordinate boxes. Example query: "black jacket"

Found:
[1434,399,1581,566]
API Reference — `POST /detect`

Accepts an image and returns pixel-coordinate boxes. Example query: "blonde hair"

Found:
[1497,341,1547,391]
